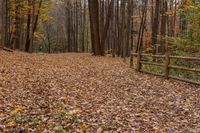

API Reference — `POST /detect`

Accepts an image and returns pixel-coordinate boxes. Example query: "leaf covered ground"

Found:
[0,50,200,133]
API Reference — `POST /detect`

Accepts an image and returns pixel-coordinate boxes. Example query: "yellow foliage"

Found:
[10,106,23,116]
[34,32,44,40]
[7,120,17,127]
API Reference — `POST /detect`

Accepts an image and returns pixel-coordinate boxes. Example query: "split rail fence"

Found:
[130,52,200,85]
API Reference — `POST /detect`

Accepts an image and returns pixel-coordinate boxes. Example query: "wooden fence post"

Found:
[164,52,170,79]
[136,52,141,71]
[130,53,133,68]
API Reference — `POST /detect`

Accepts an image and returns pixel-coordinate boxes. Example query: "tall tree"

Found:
[88,0,102,55]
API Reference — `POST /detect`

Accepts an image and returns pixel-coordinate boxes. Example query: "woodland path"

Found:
[0,50,200,132]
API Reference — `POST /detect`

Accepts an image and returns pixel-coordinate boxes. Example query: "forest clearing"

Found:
[0,50,200,132]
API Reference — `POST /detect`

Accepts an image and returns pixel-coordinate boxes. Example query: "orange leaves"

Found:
[80,122,87,132]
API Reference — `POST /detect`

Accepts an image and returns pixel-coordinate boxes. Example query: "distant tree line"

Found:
[0,0,199,56]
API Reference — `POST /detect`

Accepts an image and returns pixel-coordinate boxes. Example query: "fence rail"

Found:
[130,52,200,85]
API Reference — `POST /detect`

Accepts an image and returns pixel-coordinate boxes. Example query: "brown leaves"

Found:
[0,50,200,132]
[0,83,3,88]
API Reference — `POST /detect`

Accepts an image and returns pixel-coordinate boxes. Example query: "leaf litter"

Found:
[0,50,200,132]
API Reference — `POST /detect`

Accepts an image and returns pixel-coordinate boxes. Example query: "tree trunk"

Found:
[88,0,102,55]
[152,0,160,54]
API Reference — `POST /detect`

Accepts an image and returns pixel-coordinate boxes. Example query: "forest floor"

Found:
[0,50,200,133]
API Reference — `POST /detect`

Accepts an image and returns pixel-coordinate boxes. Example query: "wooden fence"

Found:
[130,52,200,85]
